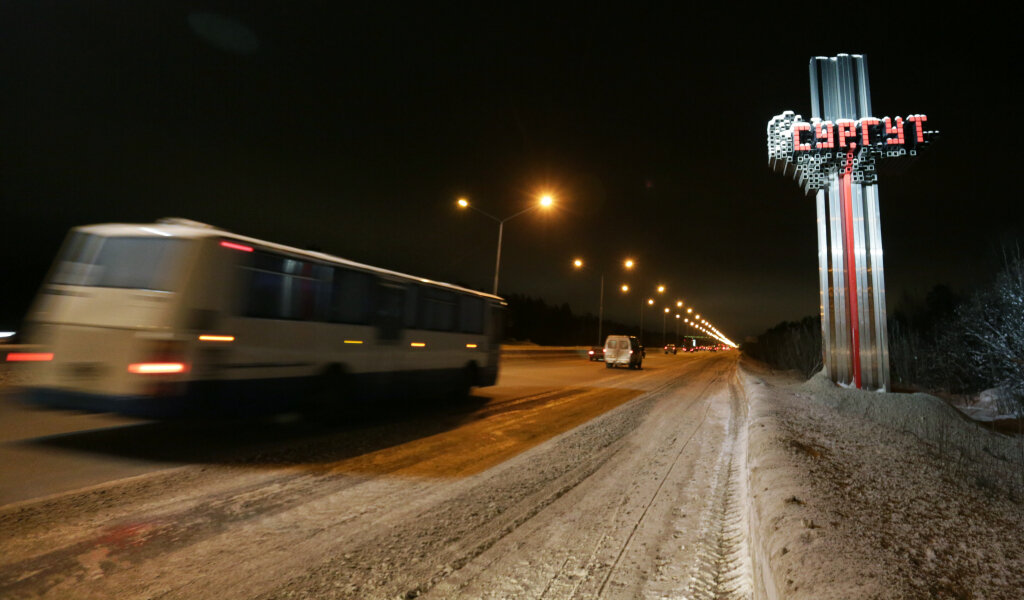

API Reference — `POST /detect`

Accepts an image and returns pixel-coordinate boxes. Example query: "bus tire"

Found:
[307,363,348,415]
[457,362,479,398]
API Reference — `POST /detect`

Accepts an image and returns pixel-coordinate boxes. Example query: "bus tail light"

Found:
[6,352,54,362]
[130,341,188,374]
[128,362,188,374]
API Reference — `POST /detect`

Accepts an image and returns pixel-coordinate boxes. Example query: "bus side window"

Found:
[459,296,484,333]
[328,268,372,324]
[420,287,457,331]
[374,280,405,341]
[403,285,419,328]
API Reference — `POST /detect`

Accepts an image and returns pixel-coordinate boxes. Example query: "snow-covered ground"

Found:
[740,358,1024,599]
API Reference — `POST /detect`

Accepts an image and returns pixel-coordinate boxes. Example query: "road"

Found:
[0,350,750,600]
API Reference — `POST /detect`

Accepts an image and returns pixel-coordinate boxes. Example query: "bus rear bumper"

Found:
[18,386,198,419]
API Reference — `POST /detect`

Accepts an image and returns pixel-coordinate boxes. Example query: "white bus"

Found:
[14,218,505,417]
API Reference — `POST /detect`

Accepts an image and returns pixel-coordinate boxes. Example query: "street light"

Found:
[573,257,634,346]
[662,307,670,345]
[457,193,554,295]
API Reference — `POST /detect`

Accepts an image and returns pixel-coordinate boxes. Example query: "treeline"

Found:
[742,316,822,378]
[503,294,667,347]
[744,254,1024,412]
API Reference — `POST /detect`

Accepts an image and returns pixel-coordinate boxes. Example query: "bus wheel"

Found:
[456,362,479,398]
[306,364,348,417]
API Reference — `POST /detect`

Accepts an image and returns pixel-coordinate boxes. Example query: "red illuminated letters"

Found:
[792,114,928,153]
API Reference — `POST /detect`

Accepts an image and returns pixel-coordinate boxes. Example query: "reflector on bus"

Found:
[198,335,235,342]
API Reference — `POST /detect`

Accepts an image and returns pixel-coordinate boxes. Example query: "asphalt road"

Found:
[0,350,748,599]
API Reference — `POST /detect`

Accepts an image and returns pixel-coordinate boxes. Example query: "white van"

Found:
[603,335,643,369]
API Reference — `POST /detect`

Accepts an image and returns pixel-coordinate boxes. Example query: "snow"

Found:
[740,358,1024,599]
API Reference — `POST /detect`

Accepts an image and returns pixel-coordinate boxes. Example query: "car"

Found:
[603,334,643,369]
[587,346,605,361]
[663,344,677,354]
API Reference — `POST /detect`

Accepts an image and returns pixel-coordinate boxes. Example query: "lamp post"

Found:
[662,307,670,346]
[675,313,681,344]
[457,194,554,295]
[572,257,634,346]
[640,298,654,341]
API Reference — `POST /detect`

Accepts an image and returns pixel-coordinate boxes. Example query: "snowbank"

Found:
[740,358,1024,599]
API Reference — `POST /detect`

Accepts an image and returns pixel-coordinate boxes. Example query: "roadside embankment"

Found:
[739,357,1024,599]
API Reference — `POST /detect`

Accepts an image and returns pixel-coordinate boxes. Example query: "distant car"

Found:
[588,346,605,361]
[603,334,643,369]
[663,344,677,354]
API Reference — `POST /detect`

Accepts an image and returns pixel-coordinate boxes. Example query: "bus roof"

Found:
[72,219,505,302]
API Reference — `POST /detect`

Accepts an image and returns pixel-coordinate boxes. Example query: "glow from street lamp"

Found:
[573,258,583,268]
[676,300,683,308]
[664,307,670,313]
[657,285,665,293]
[621,284,629,292]
[539,194,554,208]
[687,308,693,314]
[456,197,469,208]
[647,298,654,305]
[624,259,635,269]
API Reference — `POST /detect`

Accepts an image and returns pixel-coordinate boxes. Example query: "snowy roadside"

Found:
[739,358,1024,599]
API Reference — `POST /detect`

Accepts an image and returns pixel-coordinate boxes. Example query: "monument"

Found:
[768,54,936,390]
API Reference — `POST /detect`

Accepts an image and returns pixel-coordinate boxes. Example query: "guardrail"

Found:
[500,345,589,359]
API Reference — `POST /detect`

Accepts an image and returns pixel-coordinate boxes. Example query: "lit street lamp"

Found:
[662,307,670,346]
[640,298,654,341]
[572,257,634,346]
[457,194,554,295]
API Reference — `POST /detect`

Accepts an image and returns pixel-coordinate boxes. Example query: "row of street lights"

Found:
[453,193,736,348]
[572,258,702,347]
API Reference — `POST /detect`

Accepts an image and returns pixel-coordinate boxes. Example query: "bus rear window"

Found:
[50,234,187,291]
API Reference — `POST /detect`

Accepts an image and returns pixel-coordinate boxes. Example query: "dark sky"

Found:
[1,4,1019,340]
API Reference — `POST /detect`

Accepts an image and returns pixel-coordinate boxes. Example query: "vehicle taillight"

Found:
[6,352,54,362]
[128,362,188,374]
[130,341,188,374]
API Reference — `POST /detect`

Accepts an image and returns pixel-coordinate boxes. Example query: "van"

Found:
[603,335,643,369]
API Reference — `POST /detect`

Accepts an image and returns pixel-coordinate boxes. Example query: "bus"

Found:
[12,218,505,417]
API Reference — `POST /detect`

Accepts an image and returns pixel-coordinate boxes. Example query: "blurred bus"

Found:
[13,218,504,417]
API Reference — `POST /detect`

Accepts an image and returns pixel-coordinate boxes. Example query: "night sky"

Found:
[2,5,1019,340]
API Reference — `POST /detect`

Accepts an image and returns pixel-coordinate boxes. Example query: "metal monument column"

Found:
[768,54,936,391]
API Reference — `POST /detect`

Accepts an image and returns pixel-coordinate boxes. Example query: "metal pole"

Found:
[597,274,604,346]
[492,220,504,296]
[639,303,644,341]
